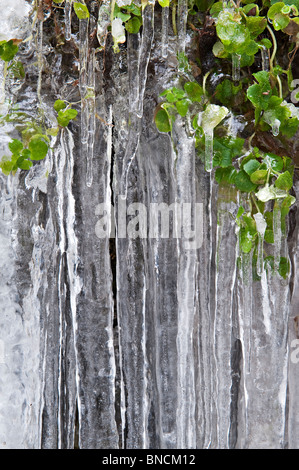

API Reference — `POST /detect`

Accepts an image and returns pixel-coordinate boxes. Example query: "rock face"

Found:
[0,0,298,449]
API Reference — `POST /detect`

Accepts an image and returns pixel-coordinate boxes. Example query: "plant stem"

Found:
[172,0,177,35]
[267,24,277,72]
[110,0,116,25]
[203,71,210,97]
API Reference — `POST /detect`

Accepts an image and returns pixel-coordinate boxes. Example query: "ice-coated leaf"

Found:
[201,104,229,132]
[112,17,126,45]
[254,212,267,236]
[256,184,287,202]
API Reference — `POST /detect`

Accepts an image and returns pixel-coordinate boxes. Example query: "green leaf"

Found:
[213,136,244,168]
[265,229,274,243]
[273,13,290,30]
[28,137,49,161]
[184,82,203,102]
[54,99,67,112]
[158,0,170,6]
[0,40,18,62]
[240,227,253,253]
[264,153,283,171]
[125,16,142,34]
[73,2,90,19]
[9,139,23,155]
[155,108,171,133]
[215,166,237,184]
[268,2,285,19]
[243,159,260,175]
[274,171,293,190]
[245,17,267,38]
[250,169,268,184]
[0,158,14,175]
[234,170,257,192]
[278,257,290,279]
[57,108,78,127]
[216,79,242,107]
[176,99,190,117]
[116,12,131,22]
[258,38,272,49]
[247,72,272,110]
[17,156,33,170]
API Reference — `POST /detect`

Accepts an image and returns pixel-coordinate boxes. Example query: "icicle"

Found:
[78,16,90,185]
[273,203,281,274]
[261,46,269,72]
[86,49,96,188]
[232,53,241,82]
[36,14,43,107]
[97,0,111,48]
[64,0,72,41]
[271,118,281,137]
[177,0,188,53]
[214,187,238,448]
[120,5,154,197]
[161,6,169,59]
[204,128,214,172]
[254,212,267,276]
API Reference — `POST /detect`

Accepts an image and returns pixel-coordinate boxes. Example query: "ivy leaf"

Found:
[0,40,18,62]
[175,99,190,117]
[234,170,257,192]
[247,71,272,110]
[255,184,287,202]
[28,136,49,161]
[17,156,33,170]
[184,82,203,102]
[243,159,260,175]
[216,79,242,107]
[57,108,78,127]
[155,108,171,133]
[265,229,274,243]
[250,169,268,184]
[274,171,293,190]
[73,2,90,20]
[263,153,283,172]
[240,227,253,253]
[213,136,244,168]
[215,166,237,184]
[9,139,23,155]
[125,16,142,34]
[54,99,67,112]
